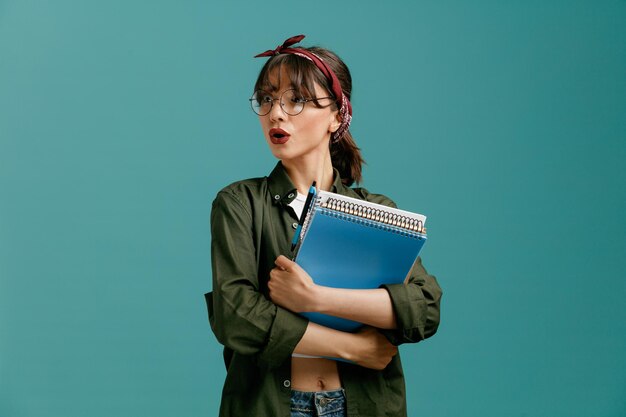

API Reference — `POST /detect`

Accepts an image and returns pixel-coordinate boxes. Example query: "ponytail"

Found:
[330,130,364,187]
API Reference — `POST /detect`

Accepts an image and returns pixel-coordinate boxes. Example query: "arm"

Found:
[269,255,442,345]
[266,255,399,369]
[294,323,398,370]
[269,255,398,329]
[207,191,308,369]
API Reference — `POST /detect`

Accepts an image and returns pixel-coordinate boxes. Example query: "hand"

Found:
[350,327,398,370]
[268,255,318,313]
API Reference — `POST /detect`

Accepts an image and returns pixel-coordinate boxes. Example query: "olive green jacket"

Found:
[205,162,442,416]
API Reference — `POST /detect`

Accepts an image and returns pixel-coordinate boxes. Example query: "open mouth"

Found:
[269,128,290,144]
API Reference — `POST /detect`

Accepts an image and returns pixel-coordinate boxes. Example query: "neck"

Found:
[282,151,334,194]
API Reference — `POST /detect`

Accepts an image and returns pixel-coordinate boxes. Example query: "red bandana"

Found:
[254,35,352,140]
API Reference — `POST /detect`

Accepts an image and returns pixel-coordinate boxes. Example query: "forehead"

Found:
[258,62,325,96]
[264,66,291,91]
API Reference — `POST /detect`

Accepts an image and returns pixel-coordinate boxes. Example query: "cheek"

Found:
[299,114,330,137]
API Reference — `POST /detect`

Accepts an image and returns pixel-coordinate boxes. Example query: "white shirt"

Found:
[288,192,307,220]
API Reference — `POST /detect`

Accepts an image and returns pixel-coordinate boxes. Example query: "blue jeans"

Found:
[290,388,347,417]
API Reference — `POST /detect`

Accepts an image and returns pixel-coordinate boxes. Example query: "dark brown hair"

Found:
[254,47,364,186]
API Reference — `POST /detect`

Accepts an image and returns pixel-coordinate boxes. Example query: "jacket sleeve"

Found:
[357,188,442,345]
[380,257,442,345]
[206,190,308,369]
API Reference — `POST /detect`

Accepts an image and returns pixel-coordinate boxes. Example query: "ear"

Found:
[328,110,341,134]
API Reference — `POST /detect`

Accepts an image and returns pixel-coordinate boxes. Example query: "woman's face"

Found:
[258,66,340,163]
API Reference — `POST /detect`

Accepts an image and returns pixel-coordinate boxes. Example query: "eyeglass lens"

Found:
[250,89,306,116]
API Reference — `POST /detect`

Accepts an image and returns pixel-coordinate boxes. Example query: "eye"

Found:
[287,91,306,104]
[253,92,273,106]
[250,90,277,115]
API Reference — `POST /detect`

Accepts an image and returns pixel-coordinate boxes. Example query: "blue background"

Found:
[1,1,625,416]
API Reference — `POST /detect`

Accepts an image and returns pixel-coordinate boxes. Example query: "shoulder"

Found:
[343,186,398,209]
[212,176,269,214]
[216,176,268,199]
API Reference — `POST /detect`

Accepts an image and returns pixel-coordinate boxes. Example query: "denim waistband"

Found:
[290,388,346,416]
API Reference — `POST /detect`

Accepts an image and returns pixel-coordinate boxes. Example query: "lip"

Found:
[269,128,291,144]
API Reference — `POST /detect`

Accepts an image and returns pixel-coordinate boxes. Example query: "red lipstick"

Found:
[269,128,291,144]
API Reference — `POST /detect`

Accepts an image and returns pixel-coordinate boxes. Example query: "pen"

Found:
[291,181,316,252]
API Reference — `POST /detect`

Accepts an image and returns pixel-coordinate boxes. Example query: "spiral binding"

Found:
[320,197,425,235]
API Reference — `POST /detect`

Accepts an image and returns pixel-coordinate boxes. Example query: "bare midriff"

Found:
[291,357,342,391]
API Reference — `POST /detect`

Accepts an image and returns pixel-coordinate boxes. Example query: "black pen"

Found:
[290,181,316,252]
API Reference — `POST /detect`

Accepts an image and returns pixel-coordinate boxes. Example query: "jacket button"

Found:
[283,379,291,388]
[288,193,295,198]
[274,195,280,200]
[292,222,298,229]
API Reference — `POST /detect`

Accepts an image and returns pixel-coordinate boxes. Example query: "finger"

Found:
[269,269,285,283]
[271,261,286,272]
[274,255,295,271]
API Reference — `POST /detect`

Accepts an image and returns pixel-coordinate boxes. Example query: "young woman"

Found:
[206,35,442,417]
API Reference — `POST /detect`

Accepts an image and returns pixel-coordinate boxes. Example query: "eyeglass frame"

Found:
[249,88,336,116]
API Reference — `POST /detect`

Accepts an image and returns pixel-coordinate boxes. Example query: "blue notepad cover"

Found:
[295,207,426,332]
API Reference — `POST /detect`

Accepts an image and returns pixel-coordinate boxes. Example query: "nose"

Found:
[268,98,285,122]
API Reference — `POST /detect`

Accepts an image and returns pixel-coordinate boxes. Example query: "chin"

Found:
[267,144,297,161]
[268,147,292,161]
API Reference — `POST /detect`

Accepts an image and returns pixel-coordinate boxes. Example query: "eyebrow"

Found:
[257,80,278,92]
[261,82,300,93]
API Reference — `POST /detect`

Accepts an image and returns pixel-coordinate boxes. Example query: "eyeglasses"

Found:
[249,89,334,116]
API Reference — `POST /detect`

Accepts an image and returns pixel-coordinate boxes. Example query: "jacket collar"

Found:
[267,161,346,205]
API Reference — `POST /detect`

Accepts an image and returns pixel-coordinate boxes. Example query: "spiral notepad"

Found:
[294,190,427,332]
